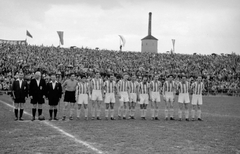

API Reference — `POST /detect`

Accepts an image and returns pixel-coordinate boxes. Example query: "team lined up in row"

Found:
[11,71,204,121]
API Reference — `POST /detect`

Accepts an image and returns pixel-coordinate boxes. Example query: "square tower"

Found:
[141,12,158,53]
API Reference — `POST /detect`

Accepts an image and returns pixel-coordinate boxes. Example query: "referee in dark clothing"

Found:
[29,71,47,121]
[12,71,28,121]
[46,73,62,120]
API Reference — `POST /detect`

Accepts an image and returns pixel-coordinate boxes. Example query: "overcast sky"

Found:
[0,0,240,54]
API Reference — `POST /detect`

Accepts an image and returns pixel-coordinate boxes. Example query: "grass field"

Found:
[0,94,240,154]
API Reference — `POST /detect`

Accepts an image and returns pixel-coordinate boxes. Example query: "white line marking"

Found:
[0,100,105,154]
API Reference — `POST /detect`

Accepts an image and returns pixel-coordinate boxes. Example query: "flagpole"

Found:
[26,31,27,44]
[119,37,121,48]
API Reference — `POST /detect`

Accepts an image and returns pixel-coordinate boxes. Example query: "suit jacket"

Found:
[29,78,46,100]
[46,81,62,102]
[12,79,28,100]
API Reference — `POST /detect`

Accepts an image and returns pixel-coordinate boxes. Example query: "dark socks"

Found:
[19,109,24,119]
[32,108,36,118]
[49,109,53,118]
[14,109,18,119]
[54,109,57,118]
[38,109,42,117]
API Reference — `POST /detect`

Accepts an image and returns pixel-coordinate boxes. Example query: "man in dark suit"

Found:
[29,71,47,121]
[46,73,62,120]
[12,71,28,121]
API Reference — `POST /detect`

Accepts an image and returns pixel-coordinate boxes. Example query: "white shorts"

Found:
[139,94,149,104]
[77,94,88,105]
[191,94,203,105]
[120,92,129,102]
[165,92,174,102]
[178,93,190,103]
[129,93,137,102]
[104,93,115,103]
[151,92,161,102]
[92,90,103,101]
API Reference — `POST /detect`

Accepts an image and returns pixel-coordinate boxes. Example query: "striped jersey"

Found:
[192,82,204,95]
[178,81,190,93]
[150,80,161,92]
[139,82,149,94]
[76,82,88,94]
[91,78,103,90]
[129,81,138,93]
[163,81,175,92]
[118,80,129,92]
[104,80,116,93]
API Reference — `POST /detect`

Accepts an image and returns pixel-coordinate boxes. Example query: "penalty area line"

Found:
[0,99,106,154]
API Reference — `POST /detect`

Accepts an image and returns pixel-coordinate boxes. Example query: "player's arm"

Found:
[11,81,16,100]
[102,81,106,98]
[127,81,130,99]
[202,83,205,92]
[24,81,29,98]
[162,82,166,96]
[149,82,152,93]
[137,83,141,98]
[114,82,117,96]
[148,83,151,101]
[159,82,162,95]
[75,83,79,101]
[136,82,139,96]
[86,83,89,95]
[62,80,67,93]
[58,83,62,100]
[29,79,34,99]
[117,81,121,97]
[89,80,93,95]
[188,82,191,93]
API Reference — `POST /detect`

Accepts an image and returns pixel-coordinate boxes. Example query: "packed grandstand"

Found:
[0,43,239,96]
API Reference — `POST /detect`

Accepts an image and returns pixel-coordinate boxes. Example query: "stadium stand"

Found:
[0,44,239,96]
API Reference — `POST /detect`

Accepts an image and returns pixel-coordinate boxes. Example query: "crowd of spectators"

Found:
[0,43,240,96]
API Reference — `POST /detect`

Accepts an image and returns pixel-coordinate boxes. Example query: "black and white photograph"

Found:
[0,0,240,153]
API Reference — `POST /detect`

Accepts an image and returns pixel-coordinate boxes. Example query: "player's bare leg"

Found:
[164,100,169,120]
[143,104,147,120]
[118,102,123,119]
[131,102,136,119]
[184,103,189,121]
[191,105,196,120]
[140,104,144,119]
[151,101,155,120]
[105,103,109,120]
[91,101,96,120]
[77,104,82,119]
[96,100,101,120]
[169,101,175,120]
[128,102,132,119]
[178,103,183,121]
[62,102,69,120]
[69,103,75,120]
[123,102,128,119]
[197,104,202,121]
[155,102,159,120]
[110,103,115,120]
[84,104,88,120]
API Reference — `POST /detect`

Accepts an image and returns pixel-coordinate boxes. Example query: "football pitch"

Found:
[0,94,240,154]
